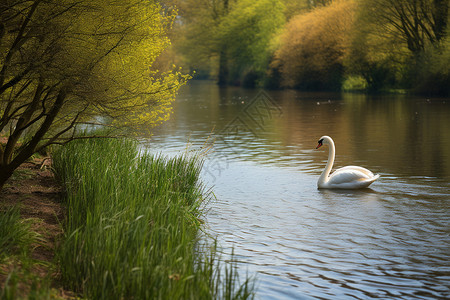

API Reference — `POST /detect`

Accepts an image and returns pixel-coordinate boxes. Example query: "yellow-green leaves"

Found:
[274,0,356,90]
[0,0,188,188]
[1,0,186,138]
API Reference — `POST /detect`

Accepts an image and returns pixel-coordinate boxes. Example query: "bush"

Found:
[412,41,450,96]
[274,0,356,90]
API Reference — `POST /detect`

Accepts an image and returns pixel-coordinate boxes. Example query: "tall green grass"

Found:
[0,207,36,262]
[0,207,52,300]
[53,138,253,299]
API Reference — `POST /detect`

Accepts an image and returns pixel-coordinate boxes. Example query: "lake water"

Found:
[146,81,450,299]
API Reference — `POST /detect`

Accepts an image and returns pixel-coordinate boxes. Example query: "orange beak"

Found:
[316,142,322,149]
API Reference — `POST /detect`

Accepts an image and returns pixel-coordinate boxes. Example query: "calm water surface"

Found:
[145,81,450,299]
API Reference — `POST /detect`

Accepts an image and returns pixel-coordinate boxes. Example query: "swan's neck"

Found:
[319,140,335,185]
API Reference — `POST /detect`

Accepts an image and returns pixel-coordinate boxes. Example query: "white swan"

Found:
[316,136,379,189]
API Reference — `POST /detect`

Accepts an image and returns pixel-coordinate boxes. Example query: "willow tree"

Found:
[348,0,449,91]
[0,0,188,190]
[358,0,448,55]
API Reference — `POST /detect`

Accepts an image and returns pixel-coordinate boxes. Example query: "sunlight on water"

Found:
[145,81,450,299]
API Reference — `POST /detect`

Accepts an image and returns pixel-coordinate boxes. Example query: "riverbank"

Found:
[0,156,75,298]
[1,138,254,299]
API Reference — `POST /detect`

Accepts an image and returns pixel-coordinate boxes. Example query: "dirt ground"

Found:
[0,157,74,297]
[0,157,63,260]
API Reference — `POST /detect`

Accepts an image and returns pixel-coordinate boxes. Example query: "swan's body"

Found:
[316,136,379,189]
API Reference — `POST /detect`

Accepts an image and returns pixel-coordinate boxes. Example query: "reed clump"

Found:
[52,138,253,299]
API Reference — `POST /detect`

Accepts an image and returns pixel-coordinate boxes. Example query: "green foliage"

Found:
[174,0,229,77]
[0,0,188,190]
[342,75,368,91]
[218,0,285,86]
[356,0,448,54]
[52,138,254,299]
[346,0,449,92]
[175,0,285,87]
[174,0,448,93]
[345,28,403,92]
[1,0,186,131]
[412,39,450,96]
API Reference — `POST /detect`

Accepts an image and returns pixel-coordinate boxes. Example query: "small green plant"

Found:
[1,268,54,300]
[52,138,254,299]
[342,75,368,91]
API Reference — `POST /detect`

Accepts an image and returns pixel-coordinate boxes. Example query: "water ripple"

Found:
[146,83,450,299]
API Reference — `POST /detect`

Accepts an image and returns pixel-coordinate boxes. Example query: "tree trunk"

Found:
[0,164,16,192]
[217,49,228,86]
[433,0,449,42]
[217,0,229,86]
[0,89,66,192]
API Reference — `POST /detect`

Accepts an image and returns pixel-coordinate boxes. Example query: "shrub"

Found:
[274,0,356,90]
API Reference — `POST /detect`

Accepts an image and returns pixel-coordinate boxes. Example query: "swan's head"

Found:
[316,136,332,149]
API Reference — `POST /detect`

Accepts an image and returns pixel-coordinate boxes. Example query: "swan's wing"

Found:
[335,166,375,178]
[319,165,379,189]
[328,169,366,185]
[328,167,379,185]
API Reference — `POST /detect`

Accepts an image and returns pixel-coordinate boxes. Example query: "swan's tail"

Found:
[362,174,380,187]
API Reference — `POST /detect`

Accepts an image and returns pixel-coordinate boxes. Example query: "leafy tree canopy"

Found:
[174,0,285,85]
[218,0,285,83]
[274,0,355,90]
[347,0,449,91]
[0,0,189,189]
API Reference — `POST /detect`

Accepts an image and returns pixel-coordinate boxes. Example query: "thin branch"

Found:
[0,66,31,95]
[35,104,89,152]
[0,79,32,131]
[0,0,41,87]
[9,87,67,169]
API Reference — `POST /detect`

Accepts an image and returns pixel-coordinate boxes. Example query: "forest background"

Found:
[0,0,449,188]
[161,0,449,96]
